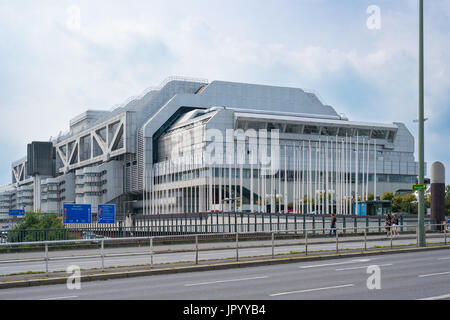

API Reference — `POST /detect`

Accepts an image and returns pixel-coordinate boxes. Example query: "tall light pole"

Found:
[417,0,425,247]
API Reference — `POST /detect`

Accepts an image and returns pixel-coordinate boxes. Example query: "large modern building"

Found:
[0,77,422,222]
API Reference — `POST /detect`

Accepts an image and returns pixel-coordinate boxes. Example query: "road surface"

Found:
[0,248,449,300]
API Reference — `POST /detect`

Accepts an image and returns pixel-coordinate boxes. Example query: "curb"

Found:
[0,244,449,289]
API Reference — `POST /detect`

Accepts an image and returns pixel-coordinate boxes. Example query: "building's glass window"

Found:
[371,130,386,139]
[339,127,355,137]
[320,127,338,136]
[285,124,302,134]
[236,120,246,130]
[357,129,370,137]
[267,122,283,131]
[303,125,319,135]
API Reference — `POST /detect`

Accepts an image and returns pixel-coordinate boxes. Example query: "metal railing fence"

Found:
[1,213,431,243]
[0,223,446,276]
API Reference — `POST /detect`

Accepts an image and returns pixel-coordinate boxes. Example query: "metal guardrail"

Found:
[0,223,447,276]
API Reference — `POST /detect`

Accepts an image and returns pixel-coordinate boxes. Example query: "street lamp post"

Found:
[417,0,425,247]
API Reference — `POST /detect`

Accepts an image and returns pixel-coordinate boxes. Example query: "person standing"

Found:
[385,213,392,237]
[392,213,400,237]
[329,213,337,237]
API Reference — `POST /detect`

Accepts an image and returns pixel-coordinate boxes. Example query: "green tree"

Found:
[445,185,450,199]
[9,211,66,242]
[381,192,394,201]
[392,193,417,213]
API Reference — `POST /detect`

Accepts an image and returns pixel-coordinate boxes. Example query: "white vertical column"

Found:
[278,151,281,214]
[335,135,339,215]
[314,142,318,214]
[219,164,222,212]
[301,142,305,214]
[229,162,232,212]
[355,134,359,215]
[348,137,353,214]
[284,146,287,213]
[250,163,254,213]
[325,138,329,214]
[366,139,370,201]
[240,165,243,213]
[362,138,365,202]
[374,139,377,200]
[308,140,312,214]
[346,135,349,215]
[293,146,297,213]
[318,140,322,214]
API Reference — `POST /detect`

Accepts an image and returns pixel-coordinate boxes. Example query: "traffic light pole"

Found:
[418,0,425,247]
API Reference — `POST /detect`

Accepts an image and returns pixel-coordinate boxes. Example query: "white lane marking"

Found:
[185,276,268,287]
[40,295,78,300]
[336,264,393,271]
[299,259,371,269]
[418,293,450,300]
[437,257,450,260]
[418,271,450,278]
[270,284,355,297]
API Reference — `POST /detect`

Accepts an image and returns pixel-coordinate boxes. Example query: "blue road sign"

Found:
[98,204,115,224]
[63,204,91,224]
[8,209,25,216]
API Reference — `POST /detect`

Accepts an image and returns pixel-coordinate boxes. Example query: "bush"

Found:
[8,211,66,242]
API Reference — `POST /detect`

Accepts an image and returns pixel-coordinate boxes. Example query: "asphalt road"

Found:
[0,234,444,275]
[0,248,449,300]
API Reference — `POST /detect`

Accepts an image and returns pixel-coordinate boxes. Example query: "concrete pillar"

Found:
[430,161,445,225]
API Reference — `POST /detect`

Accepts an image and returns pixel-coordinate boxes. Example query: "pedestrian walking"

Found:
[329,213,337,237]
[392,213,400,237]
[385,213,392,237]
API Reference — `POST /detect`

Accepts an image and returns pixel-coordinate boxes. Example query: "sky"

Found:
[0,0,449,185]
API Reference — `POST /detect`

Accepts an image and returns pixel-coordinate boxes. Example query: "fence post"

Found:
[336,229,339,254]
[45,242,49,275]
[101,239,104,272]
[303,214,306,232]
[150,237,153,268]
[322,216,325,235]
[305,230,308,256]
[445,226,447,245]
[285,214,288,233]
[294,214,297,234]
[195,235,199,265]
[262,213,264,232]
[236,232,239,262]
[343,216,346,234]
[354,217,357,234]
[271,232,275,259]
[364,228,367,251]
